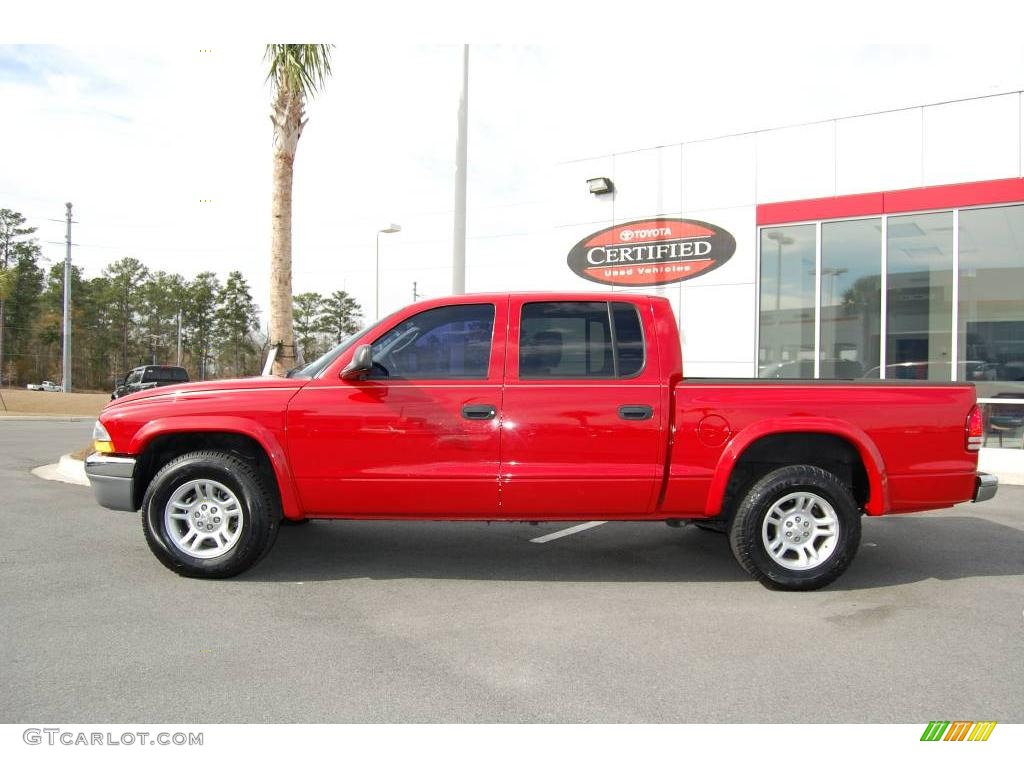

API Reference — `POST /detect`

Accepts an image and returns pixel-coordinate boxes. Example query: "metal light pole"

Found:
[375,224,401,320]
[61,202,73,393]
[765,230,795,312]
[764,230,794,372]
[452,44,469,295]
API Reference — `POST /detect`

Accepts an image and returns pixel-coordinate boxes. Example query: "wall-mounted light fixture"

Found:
[586,177,615,195]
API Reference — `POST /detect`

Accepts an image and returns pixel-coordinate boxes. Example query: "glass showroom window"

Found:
[958,204,1024,448]
[958,204,1024,394]
[820,219,882,379]
[758,224,816,378]
[885,212,954,381]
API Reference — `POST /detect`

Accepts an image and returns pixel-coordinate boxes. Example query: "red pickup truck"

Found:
[85,292,997,590]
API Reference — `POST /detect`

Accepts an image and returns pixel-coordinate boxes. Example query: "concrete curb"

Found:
[31,454,89,487]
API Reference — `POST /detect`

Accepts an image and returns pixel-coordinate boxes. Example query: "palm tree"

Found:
[265,44,333,374]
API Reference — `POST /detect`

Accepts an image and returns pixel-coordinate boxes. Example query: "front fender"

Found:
[705,417,890,516]
[128,416,303,520]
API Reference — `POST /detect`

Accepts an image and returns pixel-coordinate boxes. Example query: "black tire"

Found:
[728,464,860,591]
[141,450,281,578]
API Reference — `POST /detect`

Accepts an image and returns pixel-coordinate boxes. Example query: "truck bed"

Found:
[662,378,978,517]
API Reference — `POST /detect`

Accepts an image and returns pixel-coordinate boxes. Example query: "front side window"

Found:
[369,304,494,380]
[519,301,645,379]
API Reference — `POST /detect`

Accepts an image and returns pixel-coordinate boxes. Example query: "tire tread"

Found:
[728,464,861,591]
[141,449,281,579]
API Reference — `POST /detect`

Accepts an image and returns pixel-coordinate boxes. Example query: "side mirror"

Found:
[341,344,374,380]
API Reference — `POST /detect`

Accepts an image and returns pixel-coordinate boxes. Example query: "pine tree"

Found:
[320,290,363,344]
[293,291,324,363]
[0,209,41,385]
[183,272,221,381]
[214,271,259,378]
[103,257,150,375]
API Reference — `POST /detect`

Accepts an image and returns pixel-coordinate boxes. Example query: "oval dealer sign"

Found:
[567,217,736,287]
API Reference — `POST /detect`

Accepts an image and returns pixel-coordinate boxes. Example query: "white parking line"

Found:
[530,521,607,544]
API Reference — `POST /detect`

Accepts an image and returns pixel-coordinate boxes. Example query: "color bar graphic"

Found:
[920,721,996,742]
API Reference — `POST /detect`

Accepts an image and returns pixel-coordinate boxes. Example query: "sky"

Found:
[3,34,1024,326]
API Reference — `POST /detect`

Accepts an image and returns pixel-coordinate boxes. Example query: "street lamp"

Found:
[376,224,401,320]
[820,267,849,309]
[764,230,795,373]
[765,230,795,311]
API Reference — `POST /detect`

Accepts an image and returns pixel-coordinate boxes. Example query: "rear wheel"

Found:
[141,450,280,578]
[728,464,860,591]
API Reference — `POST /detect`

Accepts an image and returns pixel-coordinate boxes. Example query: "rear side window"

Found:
[143,367,189,383]
[370,303,495,380]
[519,301,645,379]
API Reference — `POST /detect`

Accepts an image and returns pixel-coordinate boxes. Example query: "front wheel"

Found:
[141,450,280,578]
[728,465,861,591]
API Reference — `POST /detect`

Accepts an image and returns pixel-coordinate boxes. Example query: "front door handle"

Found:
[618,404,653,421]
[462,404,497,420]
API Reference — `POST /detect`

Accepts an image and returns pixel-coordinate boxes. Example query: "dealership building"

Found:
[468,90,1024,474]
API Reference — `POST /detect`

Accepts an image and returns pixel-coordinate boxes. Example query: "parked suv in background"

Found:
[112,365,189,400]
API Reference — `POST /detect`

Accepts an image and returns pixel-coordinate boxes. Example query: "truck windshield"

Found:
[288,315,393,379]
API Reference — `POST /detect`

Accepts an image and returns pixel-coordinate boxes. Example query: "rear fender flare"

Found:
[706,417,889,516]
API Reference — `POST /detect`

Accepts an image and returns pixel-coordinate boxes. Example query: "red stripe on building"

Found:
[757,177,1024,226]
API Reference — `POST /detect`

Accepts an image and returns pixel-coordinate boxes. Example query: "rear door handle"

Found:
[618,405,653,421]
[462,404,497,420]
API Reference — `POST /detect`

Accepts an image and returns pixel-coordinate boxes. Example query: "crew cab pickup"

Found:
[85,292,998,590]
[112,365,189,400]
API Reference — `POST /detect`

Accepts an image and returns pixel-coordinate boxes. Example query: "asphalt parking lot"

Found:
[1,419,1022,723]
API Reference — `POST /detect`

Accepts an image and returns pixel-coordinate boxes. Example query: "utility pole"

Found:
[61,202,73,393]
[176,310,182,366]
[149,334,163,365]
[412,281,421,302]
[452,44,469,295]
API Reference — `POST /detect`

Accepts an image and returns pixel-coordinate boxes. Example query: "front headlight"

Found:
[92,420,115,454]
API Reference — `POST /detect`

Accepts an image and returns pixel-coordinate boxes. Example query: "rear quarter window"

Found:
[519,301,645,379]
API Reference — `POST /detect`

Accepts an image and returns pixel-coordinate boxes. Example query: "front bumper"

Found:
[84,453,137,511]
[973,472,998,504]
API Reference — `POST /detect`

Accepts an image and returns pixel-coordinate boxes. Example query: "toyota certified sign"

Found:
[567,217,736,286]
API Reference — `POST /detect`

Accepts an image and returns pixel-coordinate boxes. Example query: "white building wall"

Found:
[835,108,923,194]
[756,121,836,203]
[922,94,1020,187]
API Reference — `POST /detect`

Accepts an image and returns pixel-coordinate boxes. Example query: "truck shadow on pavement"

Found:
[241,514,1024,590]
